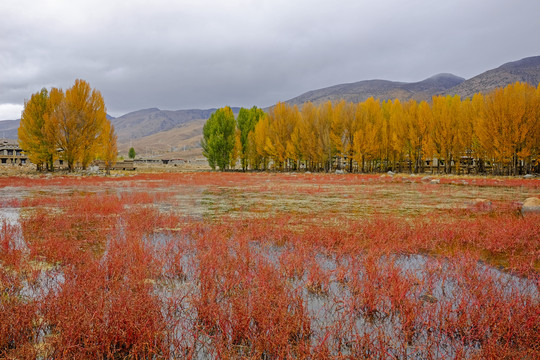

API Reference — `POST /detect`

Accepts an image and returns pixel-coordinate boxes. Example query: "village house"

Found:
[0,139,27,165]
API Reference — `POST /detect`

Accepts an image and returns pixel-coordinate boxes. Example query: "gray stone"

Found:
[468,198,492,211]
[522,197,540,215]
[88,165,100,173]
[419,293,438,303]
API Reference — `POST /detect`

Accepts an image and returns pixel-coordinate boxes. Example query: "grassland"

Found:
[0,172,539,358]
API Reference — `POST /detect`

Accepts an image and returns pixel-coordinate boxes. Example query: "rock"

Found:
[88,165,100,173]
[419,293,437,303]
[521,197,540,215]
[430,179,440,184]
[335,169,345,174]
[421,176,432,182]
[387,171,395,176]
[524,174,534,179]
[468,198,492,211]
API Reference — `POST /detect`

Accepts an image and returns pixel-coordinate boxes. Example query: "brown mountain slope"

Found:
[444,55,540,98]
[111,108,221,142]
[4,55,540,162]
[117,119,205,159]
[284,73,465,106]
[0,119,21,139]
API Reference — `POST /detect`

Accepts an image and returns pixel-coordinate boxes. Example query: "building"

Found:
[0,139,27,165]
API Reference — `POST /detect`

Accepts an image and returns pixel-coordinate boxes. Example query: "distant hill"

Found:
[111,108,240,143]
[0,115,115,140]
[443,55,540,98]
[117,118,206,160]
[283,56,540,106]
[0,119,20,139]
[2,55,539,160]
[284,73,465,106]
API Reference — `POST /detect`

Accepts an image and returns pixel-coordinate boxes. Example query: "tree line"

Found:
[203,82,540,175]
[18,79,118,173]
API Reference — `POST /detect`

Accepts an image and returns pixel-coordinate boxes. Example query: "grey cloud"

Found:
[1,0,539,119]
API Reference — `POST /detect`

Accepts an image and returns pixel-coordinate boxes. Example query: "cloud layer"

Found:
[1,0,539,119]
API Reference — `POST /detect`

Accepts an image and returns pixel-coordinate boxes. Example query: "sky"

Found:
[1,0,540,120]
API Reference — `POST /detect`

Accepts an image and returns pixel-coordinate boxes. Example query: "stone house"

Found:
[0,139,27,165]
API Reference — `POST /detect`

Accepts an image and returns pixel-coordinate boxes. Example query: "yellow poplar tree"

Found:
[251,114,271,170]
[298,102,318,170]
[18,88,56,170]
[316,101,334,171]
[100,120,118,175]
[353,98,382,172]
[267,102,299,170]
[47,80,107,171]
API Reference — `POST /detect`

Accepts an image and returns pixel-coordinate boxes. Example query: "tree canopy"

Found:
[202,82,539,175]
[201,106,236,170]
[128,147,136,160]
[18,79,117,172]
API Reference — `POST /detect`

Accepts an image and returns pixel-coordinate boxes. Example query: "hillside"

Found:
[444,55,540,98]
[2,55,539,161]
[284,73,465,106]
[117,118,206,159]
[111,108,224,142]
[0,119,21,139]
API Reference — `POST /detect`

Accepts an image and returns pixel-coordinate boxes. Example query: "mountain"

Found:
[117,118,206,160]
[111,108,235,143]
[0,115,115,140]
[1,55,539,160]
[0,119,20,139]
[112,107,241,159]
[284,73,465,106]
[443,55,540,98]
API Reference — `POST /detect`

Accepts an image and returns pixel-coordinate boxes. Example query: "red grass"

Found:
[1,172,538,358]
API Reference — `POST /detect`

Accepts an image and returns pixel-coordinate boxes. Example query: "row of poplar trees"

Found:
[18,79,118,172]
[203,82,540,175]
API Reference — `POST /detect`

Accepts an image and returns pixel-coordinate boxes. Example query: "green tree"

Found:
[201,106,236,170]
[128,147,136,159]
[236,106,264,171]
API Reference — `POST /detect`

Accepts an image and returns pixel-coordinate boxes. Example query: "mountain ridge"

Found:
[442,55,540,98]
[283,73,466,106]
[1,55,539,158]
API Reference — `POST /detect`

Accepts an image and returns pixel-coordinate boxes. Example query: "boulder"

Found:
[468,198,492,211]
[335,169,345,174]
[521,197,540,215]
[430,179,440,184]
[524,174,534,179]
[419,293,437,304]
[88,165,100,173]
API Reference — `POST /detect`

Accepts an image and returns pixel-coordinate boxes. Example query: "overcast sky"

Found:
[1,0,539,119]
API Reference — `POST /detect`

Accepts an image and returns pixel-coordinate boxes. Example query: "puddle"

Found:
[142,232,539,359]
[0,206,20,228]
